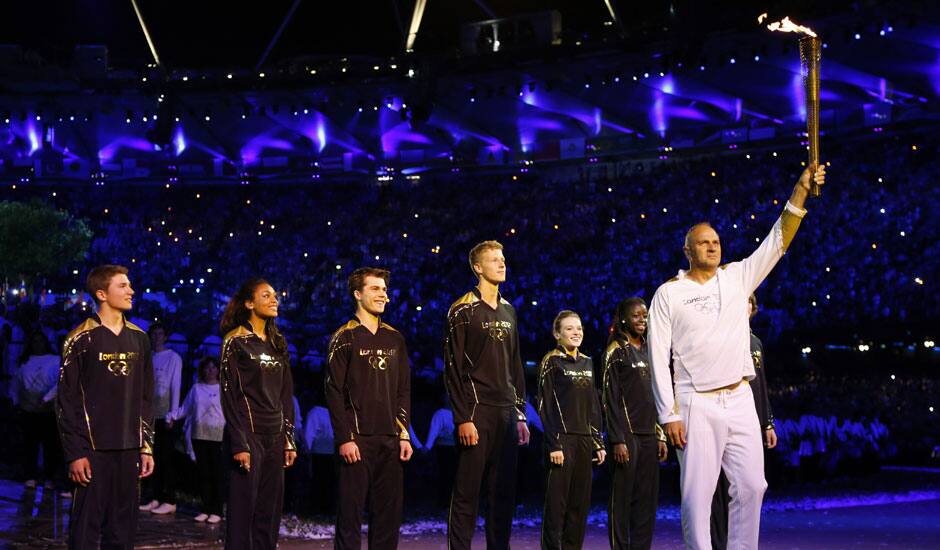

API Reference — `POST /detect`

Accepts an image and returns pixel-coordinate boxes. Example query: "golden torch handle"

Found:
[800,36,822,197]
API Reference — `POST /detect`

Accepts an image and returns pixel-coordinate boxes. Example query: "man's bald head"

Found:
[683,222,721,269]
[684,222,715,250]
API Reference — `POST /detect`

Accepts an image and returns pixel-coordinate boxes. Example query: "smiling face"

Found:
[554,315,583,351]
[355,275,389,316]
[97,273,135,312]
[626,303,648,338]
[246,283,279,320]
[684,223,722,270]
[473,247,507,285]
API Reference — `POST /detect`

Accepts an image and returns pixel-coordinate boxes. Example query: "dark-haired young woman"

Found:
[603,297,668,550]
[219,278,297,550]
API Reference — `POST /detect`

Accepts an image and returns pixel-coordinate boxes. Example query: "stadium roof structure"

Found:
[0,0,936,183]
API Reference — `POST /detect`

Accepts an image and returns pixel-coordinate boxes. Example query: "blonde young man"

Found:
[445,241,530,550]
[648,166,826,549]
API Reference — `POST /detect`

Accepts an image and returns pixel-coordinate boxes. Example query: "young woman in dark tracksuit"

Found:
[538,310,606,550]
[603,297,669,550]
[219,278,297,550]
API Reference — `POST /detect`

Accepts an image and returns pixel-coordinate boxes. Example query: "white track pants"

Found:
[676,381,767,550]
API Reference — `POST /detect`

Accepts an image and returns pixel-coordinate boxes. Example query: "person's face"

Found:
[29,333,48,355]
[626,304,648,338]
[748,297,758,319]
[685,225,721,270]
[97,273,134,312]
[554,316,583,351]
[474,248,506,284]
[150,327,166,348]
[246,283,279,319]
[205,361,220,382]
[355,275,388,316]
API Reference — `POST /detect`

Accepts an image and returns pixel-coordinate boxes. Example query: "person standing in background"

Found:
[140,322,182,515]
[11,331,62,490]
[168,356,225,524]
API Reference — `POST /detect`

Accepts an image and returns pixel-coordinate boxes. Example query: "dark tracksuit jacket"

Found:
[56,314,154,550]
[603,337,665,550]
[444,288,526,550]
[325,318,411,550]
[538,347,604,550]
[710,332,775,550]
[220,325,295,550]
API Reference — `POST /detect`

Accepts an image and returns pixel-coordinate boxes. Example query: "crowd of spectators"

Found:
[0,126,937,507]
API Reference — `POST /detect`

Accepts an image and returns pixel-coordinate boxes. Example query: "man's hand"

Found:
[234,451,251,472]
[764,428,778,449]
[165,418,174,429]
[594,449,607,466]
[339,441,361,464]
[517,421,530,446]
[791,164,827,208]
[69,457,92,486]
[612,443,630,464]
[657,441,669,462]
[457,422,479,447]
[139,454,154,478]
[664,420,687,449]
[399,440,413,462]
[797,164,826,192]
[284,450,297,468]
[549,450,564,466]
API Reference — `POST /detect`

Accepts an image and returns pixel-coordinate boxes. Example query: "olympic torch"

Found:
[760,14,822,197]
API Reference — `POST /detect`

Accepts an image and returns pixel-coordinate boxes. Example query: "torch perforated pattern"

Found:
[800,36,822,196]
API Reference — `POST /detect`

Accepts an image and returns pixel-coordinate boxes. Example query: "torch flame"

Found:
[758,13,817,38]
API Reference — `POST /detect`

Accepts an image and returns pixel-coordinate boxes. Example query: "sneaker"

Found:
[151,502,177,515]
[207,514,222,524]
[24,480,37,489]
[194,513,209,522]
[139,499,159,511]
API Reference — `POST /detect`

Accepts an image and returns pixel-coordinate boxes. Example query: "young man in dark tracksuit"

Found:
[57,264,155,550]
[325,267,413,550]
[710,294,777,550]
[603,297,668,550]
[539,311,606,550]
[445,240,530,550]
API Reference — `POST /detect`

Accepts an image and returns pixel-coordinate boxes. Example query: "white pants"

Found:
[676,381,767,550]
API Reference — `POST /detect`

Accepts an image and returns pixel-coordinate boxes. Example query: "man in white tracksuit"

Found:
[648,164,826,549]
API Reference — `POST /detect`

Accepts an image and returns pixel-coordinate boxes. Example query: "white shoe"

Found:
[194,513,209,522]
[151,502,177,514]
[207,514,222,524]
[24,480,37,489]
[139,499,159,511]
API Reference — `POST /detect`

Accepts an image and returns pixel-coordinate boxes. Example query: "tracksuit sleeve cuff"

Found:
[659,413,682,425]
[785,200,807,218]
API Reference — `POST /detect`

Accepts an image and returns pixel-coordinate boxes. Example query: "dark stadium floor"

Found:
[2,480,938,549]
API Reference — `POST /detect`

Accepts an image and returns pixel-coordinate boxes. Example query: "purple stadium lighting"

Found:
[173,127,187,156]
